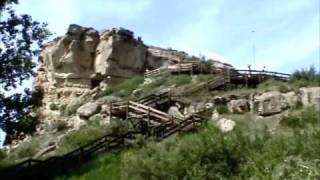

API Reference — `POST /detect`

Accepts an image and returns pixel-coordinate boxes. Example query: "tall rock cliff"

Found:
[32,24,189,123]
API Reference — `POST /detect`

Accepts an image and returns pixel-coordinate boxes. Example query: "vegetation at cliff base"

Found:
[57,106,320,180]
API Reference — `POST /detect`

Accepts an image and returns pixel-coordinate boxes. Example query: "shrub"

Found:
[55,120,68,132]
[0,150,7,161]
[15,139,40,159]
[15,115,38,135]
[280,106,319,128]
[49,103,59,111]
[216,105,229,114]
[167,75,191,86]
[58,125,107,153]
[290,66,320,86]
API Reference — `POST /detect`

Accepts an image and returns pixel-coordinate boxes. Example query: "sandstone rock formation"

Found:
[77,102,101,119]
[32,25,191,127]
[228,99,249,114]
[253,91,290,116]
[300,87,320,107]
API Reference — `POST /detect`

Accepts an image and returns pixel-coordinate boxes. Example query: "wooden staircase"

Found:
[0,91,203,179]
[0,131,139,179]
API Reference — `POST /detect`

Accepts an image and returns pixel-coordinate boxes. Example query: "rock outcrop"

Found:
[300,87,320,107]
[32,25,191,128]
[253,91,290,116]
[228,99,249,114]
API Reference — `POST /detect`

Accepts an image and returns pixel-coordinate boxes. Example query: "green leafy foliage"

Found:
[0,2,51,133]
[55,120,68,132]
[290,66,320,87]
[49,103,60,111]
[216,104,229,114]
[56,119,130,155]
[0,150,6,161]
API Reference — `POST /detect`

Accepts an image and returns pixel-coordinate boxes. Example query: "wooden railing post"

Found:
[126,101,129,119]
[147,107,150,136]
[245,74,248,88]
[109,103,112,122]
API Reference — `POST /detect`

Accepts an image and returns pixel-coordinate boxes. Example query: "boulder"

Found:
[215,118,236,132]
[89,114,110,125]
[228,99,249,114]
[77,102,101,119]
[95,95,122,106]
[283,91,301,108]
[211,109,219,120]
[300,87,320,107]
[254,91,289,116]
[65,91,92,115]
[168,106,185,119]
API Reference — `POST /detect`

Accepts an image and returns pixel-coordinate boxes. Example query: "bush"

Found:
[0,150,7,161]
[290,66,320,85]
[216,105,229,114]
[280,106,320,128]
[55,120,68,132]
[57,119,130,155]
[15,115,38,135]
[168,75,191,86]
[49,103,59,111]
[15,139,40,159]
[58,125,107,153]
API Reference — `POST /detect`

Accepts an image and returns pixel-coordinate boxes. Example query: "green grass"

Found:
[140,73,192,95]
[55,120,129,156]
[56,153,121,180]
[105,77,144,98]
[56,107,320,180]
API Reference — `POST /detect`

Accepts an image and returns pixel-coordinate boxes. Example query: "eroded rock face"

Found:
[77,102,101,119]
[300,87,320,107]
[253,91,289,116]
[33,25,184,126]
[94,28,148,80]
[228,99,249,114]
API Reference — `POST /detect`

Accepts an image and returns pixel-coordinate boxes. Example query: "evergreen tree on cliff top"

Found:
[0,0,50,137]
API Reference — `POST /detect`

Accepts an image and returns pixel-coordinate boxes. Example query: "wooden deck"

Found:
[144,62,291,86]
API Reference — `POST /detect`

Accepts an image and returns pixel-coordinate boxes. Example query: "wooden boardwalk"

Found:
[144,62,291,86]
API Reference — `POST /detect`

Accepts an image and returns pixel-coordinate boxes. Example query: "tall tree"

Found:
[0,0,50,136]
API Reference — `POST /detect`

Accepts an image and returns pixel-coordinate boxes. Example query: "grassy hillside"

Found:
[1,67,319,179]
[57,106,320,180]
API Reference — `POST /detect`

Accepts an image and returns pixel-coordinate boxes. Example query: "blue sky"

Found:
[13,0,319,73]
[0,0,319,146]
